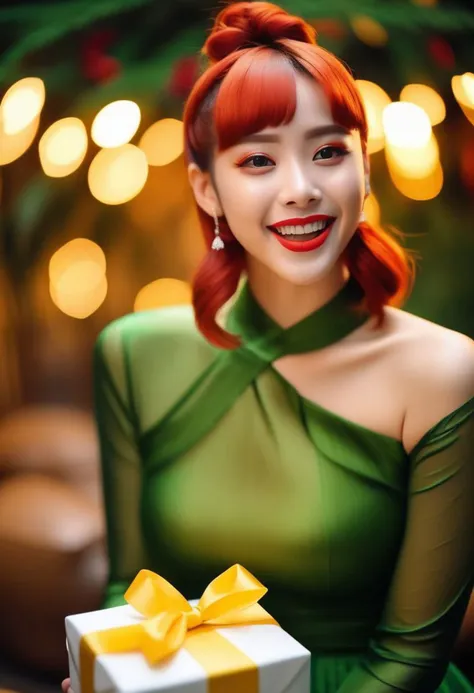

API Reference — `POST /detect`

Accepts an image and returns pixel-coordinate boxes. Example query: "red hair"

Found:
[184,2,414,349]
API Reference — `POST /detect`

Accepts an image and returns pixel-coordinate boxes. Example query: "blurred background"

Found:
[0,0,474,690]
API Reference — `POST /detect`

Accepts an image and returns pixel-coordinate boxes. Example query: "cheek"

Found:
[217,172,270,222]
[327,165,364,212]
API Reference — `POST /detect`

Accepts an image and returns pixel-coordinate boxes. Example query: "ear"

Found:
[188,163,223,217]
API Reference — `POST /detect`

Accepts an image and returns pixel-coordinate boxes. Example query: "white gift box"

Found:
[66,600,311,693]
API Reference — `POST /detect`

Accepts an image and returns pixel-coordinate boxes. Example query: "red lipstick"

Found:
[268,215,336,253]
[271,214,334,228]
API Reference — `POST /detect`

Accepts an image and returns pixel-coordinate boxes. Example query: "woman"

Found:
[63,2,474,691]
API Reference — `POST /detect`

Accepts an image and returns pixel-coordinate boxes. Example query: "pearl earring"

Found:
[211,210,225,251]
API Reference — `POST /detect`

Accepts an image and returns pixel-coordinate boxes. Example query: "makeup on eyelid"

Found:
[235,141,351,169]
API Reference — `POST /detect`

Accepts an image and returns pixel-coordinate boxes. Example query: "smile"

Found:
[268,215,336,253]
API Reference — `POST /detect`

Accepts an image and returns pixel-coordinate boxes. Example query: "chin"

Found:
[271,262,337,287]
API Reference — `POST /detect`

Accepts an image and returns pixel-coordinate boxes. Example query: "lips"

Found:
[267,215,336,253]
[270,214,335,229]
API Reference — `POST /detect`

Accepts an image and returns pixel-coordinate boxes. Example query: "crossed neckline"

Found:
[225,276,368,360]
[139,279,474,472]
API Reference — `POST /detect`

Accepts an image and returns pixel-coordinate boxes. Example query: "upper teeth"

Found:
[276,220,330,235]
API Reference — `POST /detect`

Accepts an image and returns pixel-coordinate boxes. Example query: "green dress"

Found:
[93,279,474,693]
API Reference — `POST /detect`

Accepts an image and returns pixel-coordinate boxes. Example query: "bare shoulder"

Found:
[381,307,474,453]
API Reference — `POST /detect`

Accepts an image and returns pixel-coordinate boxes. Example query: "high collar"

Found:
[226,277,369,360]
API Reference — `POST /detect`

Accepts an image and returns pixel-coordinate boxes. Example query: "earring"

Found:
[359,209,366,223]
[211,210,225,251]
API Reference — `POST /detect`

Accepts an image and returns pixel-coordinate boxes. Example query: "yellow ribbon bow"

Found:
[79,564,277,693]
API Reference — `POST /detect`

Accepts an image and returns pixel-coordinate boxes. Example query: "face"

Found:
[189,71,369,287]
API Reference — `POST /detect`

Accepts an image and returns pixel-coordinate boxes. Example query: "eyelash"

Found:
[237,145,350,169]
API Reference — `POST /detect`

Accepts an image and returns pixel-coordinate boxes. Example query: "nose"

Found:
[278,161,322,208]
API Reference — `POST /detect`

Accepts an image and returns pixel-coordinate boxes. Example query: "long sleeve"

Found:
[337,398,474,693]
[93,322,150,609]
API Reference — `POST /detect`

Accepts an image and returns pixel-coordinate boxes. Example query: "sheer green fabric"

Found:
[93,281,474,693]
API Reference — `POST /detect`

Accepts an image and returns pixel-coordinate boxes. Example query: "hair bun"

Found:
[203,1,316,63]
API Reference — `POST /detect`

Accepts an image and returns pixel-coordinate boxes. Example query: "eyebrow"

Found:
[238,124,351,144]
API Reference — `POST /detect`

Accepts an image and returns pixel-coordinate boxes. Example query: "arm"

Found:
[94,322,150,608]
[337,339,474,693]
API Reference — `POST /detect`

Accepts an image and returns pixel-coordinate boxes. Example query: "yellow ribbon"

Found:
[79,564,277,693]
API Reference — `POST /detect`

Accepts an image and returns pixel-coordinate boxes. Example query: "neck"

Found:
[245,258,349,329]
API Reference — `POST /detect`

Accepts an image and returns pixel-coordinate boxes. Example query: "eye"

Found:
[313,145,349,161]
[238,154,275,169]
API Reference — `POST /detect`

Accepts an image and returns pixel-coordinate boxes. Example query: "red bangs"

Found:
[186,37,412,350]
[195,40,368,156]
[213,48,297,150]
[286,40,368,145]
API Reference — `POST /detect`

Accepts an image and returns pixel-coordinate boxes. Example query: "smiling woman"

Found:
[63,3,474,693]
[184,10,411,347]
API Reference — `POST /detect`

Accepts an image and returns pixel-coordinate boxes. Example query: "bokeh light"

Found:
[387,161,443,201]
[0,77,45,135]
[399,84,446,126]
[91,100,141,148]
[134,278,192,312]
[50,265,108,319]
[88,144,149,205]
[0,114,40,165]
[49,239,107,319]
[139,118,184,166]
[355,80,392,154]
[351,16,388,47]
[385,132,440,180]
[452,73,474,126]
[49,238,106,284]
[383,102,432,148]
[39,117,88,178]
[364,193,381,227]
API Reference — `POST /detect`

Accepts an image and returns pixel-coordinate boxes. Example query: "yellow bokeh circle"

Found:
[50,265,108,319]
[139,119,184,166]
[0,77,45,135]
[134,278,192,312]
[399,84,445,126]
[88,144,149,205]
[385,132,439,180]
[39,117,88,177]
[355,80,391,154]
[0,114,40,165]
[91,100,141,148]
[49,238,106,284]
[383,102,432,148]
